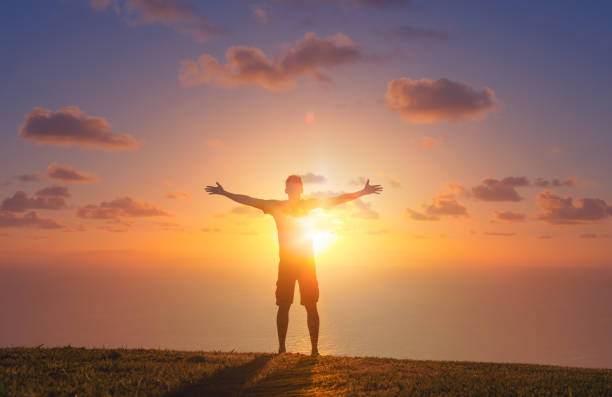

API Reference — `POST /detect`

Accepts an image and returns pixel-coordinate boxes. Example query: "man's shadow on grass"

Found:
[166,354,316,397]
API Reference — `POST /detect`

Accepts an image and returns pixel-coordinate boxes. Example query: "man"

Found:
[205,175,382,356]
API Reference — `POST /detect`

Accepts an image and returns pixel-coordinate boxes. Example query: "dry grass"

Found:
[1,347,611,396]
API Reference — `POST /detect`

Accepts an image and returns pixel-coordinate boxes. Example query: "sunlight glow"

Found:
[306,209,340,256]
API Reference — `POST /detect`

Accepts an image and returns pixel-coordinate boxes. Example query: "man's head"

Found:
[285,174,303,199]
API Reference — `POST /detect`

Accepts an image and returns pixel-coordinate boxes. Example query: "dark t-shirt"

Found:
[261,199,319,263]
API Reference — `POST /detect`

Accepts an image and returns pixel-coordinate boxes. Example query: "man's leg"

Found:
[276,303,290,353]
[304,303,319,356]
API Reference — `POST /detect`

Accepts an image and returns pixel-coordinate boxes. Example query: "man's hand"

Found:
[204,182,226,195]
[362,179,383,195]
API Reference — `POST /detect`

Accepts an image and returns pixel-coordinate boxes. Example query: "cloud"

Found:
[483,232,516,237]
[19,106,139,151]
[229,206,263,216]
[347,0,411,6]
[386,25,449,40]
[251,5,271,24]
[579,233,611,239]
[1,187,69,212]
[410,135,442,149]
[97,224,131,233]
[157,221,185,231]
[389,176,401,188]
[16,173,44,182]
[300,172,327,184]
[406,186,468,221]
[286,0,411,7]
[351,199,379,219]
[76,197,170,220]
[471,177,528,202]
[384,78,497,123]
[366,229,388,235]
[349,176,368,186]
[164,190,192,199]
[201,227,222,233]
[533,177,582,188]
[492,210,526,223]
[36,186,70,197]
[179,32,365,91]
[47,163,98,183]
[536,190,612,224]
[0,211,63,229]
[91,0,215,42]
[205,138,225,148]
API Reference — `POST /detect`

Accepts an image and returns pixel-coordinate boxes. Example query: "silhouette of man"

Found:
[205,175,382,356]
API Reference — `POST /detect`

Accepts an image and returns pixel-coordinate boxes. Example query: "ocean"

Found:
[1,261,611,369]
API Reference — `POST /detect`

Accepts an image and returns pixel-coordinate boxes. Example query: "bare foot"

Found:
[278,346,286,354]
[311,349,319,357]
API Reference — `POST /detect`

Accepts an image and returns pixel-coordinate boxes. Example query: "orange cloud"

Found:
[536,191,612,224]
[389,176,401,188]
[579,233,611,239]
[19,106,139,151]
[411,136,441,149]
[229,206,263,217]
[251,5,271,24]
[157,221,185,231]
[76,197,170,220]
[205,138,225,148]
[406,186,468,221]
[384,78,497,123]
[483,231,516,237]
[164,191,192,200]
[179,32,365,91]
[47,163,98,184]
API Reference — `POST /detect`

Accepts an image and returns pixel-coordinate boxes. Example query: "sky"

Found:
[1,0,612,268]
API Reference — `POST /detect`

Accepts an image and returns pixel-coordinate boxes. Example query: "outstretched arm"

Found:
[319,179,383,209]
[204,182,270,210]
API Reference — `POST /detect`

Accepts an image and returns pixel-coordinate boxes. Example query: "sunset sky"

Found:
[1,0,612,268]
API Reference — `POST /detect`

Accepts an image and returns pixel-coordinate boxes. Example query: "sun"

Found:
[312,230,338,255]
[306,209,340,255]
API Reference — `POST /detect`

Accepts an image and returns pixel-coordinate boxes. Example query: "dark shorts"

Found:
[275,260,319,306]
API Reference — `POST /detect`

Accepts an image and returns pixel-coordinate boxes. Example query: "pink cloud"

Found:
[492,210,526,223]
[47,163,98,184]
[0,211,63,229]
[179,32,365,91]
[471,177,528,202]
[384,77,497,123]
[536,190,612,224]
[91,0,215,42]
[76,197,170,220]
[1,187,69,213]
[19,106,139,151]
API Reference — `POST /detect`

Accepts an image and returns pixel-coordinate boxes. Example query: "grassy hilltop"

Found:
[1,347,611,396]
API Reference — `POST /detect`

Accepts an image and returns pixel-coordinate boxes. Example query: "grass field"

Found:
[1,347,611,396]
